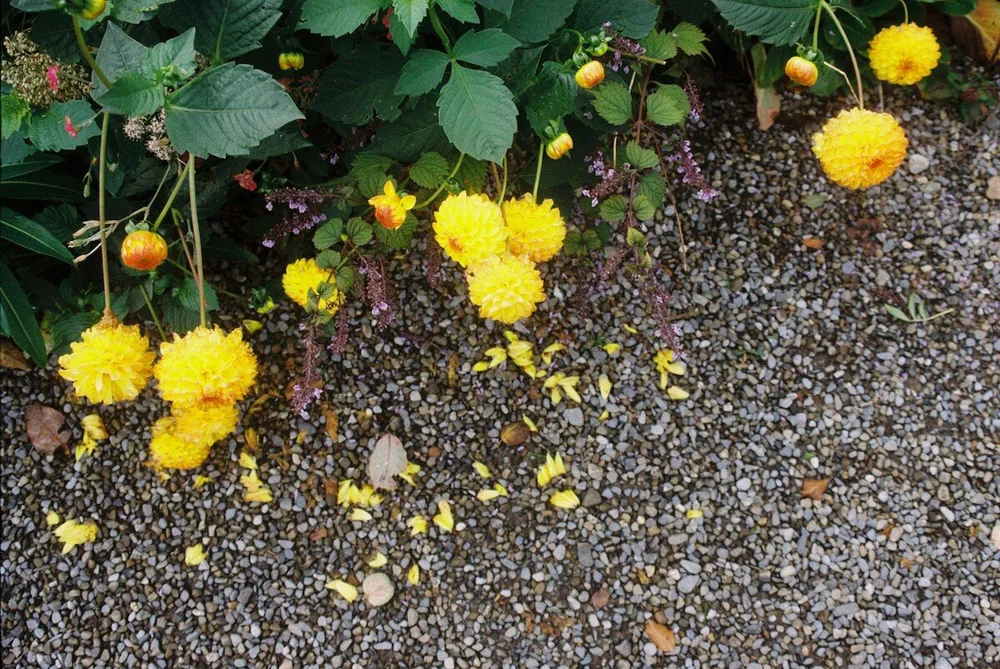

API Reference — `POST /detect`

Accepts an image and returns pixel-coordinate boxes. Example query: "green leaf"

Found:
[1,96,30,140]
[599,195,628,222]
[0,207,74,264]
[490,45,544,97]
[935,0,976,16]
[247,124,311,159]
[97,73,165,116]
[393,0,429,37]
[0,170,85,203]
[638,171,665,210]
[485,0,576,43]
[351,153,392,197]
[884,304,910,322]
[437,63,517,163]
[590,81,632,126]
[0,258,46,366]
[301,0,383,37]
[477,0,513,15]
[161,294,201,333]
[389,10,417,56]
[174,276,219,312]
[639,30,679,61]
[346,217,373,246]
[368,99,449,162]
[313,219,345,250]
[710,0,818,46]
[632,194,655,221]
[316,249,343,270]
[313,45,405,125]
[160,0,281,61]
[671,23,709,56]
[0,154,62,181]
[410,152,450,188]
[524,61,577,135]
[575,0,660,39]
[645,85,690,126]
[624,141,657,170]
[144,29,197,81]
[451,29,521,66]
[758,44,796,87]
[92,24,150,97]
[335,266,356,292]
[164,63,304,158]
[395,50,451,96]
[438,0,480,22]
[9,0,58,12]
[454,155,488,191]
[113,0,176,23]
[203,233,259,264]
[25,100,101,152]
[375,213,417,249]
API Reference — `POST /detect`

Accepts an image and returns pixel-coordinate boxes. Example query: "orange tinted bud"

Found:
[575,60,605,89]
[545,133,573,160]
[79,0,106,20]
[121,231,168,271]
[278,52,305,71]
[785,56,819,87]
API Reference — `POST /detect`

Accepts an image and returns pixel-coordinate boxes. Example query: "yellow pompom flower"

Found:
[502,194,566,263]
[811,108,908,189]
[58,314,155,405]
[148,416,213,470]
[154,326,258,408]
[368,180,416,230]
[174,403,239,444]
[868,24,941,85]
[466,254,545,324]
[433,192,507,267]
[282,258,345,314]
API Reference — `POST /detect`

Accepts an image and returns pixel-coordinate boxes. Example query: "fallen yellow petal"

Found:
[598,374,612,400]
[408,515,428,536]
[537,452,567,487]
[367,552,388,568]
[506,341,532,359]
[242,319,263,333]
[560,376,582,402]
[53,519,97,554]
[472,361,490,372]
[407,564,420,585]
[484,346,507,359]
[244,427,259,451]
[503,330,519,343]
[549,489,580,509]
[549,387,563,404]
[357,485,383,507]
[433,500,454,532]
[667,386,690,400]
[45,511,61,526]
[349,508,373,522]
[184,543,206,566]
[193,475,212,489]
[239,451,258,470]
[477,489,502,502]
[602,342,621,355]
[665,361,686,376]
[541,342,565,365]
[686,509,704,519]
[81,414,108,441]
[622,323,638,334]
[543,372,564,389]
[472,461,492,479]
[598,410,610,421]
[244,487,273,504]
[493,482,509,496]
[522,415,538,432]
[326,578,358,602]
[337,479,359,507]
[75,435,97,461]
[399,462,421,485]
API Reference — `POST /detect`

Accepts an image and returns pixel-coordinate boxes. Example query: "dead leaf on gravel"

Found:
[802,237,825,249]
[310,527,328,542]
[500,421,530,447]
[991,523,1000,551]
[324,478,338,506]
[592,588,610,609]
[362,573,395,607]
[801,478,830,501]
[25,405,71,455]
[367,433,407,491]
[645,619,677,652]
[447,352,459,386]
[322,406,338,443]
[0,340,31,371]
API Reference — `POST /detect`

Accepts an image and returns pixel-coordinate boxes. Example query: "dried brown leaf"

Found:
[310,527,328,542]
[447,352,459,386]
[367,433,407,491]
[0,340,31,371]
[362,573,395,607]
[801,478,830,501]
[645,620,677,652]
[324,478,338,506]
[500,421,530,447]
[322,406,338,443]
[802,237,825,249]
[591,588,610,609]
[25,405,71,455]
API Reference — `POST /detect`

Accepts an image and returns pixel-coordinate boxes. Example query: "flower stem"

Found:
[417,153,464,208]
[98,112,112,315]
[499,156,508,204]
[532,143,544,200]
[812,3,823,50]
[427,4,452,55]
[72,16,111,90]
[138,283,166,340]
[187,161,207,328]
[900,0,909,23]
[152,160,192,229]
[821,1,864,109]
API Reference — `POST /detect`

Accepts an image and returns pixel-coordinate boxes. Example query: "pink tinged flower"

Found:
[46,65,60,92]
[64,116,78,138]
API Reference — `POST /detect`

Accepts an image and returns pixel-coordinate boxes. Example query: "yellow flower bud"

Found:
[278,52,305,71]
[785,56,819,87]
[79,0,106,20]
[120,230,168,271]
[545,133,573,160]
[575,60,605,89]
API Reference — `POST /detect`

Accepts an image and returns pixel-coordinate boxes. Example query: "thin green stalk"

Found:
[98,112,111,314]
[498,156,508,204]
[72,16,111,89]
[152,160,192,229]
[490,161,501,199]
[417,153,465,208]
[164,257,241,299]
[187,162,207,327]
[821,1,864,109]
[427,4,452,54]
[812,3,823,49]
[532,143,544,199]
[138,283,166,340]
[900,0,909,23]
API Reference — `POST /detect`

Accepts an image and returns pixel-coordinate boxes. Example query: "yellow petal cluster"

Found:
[543,372,581,404]
[149,417,212,470]
[399,462,422,485]
[241,470,273,503]
[58,315,155,405]
[502,194,566,262]
[407,564,420,585]
[466,254,545,324]
[550,489,580,509]
[326,578,358,602]
[477,483,509,502]
[811,108,908,190]
[155,326,257,408]
[654,349,686,389]
[433,192,508,267]
[407,515,428,536]
[282,258,345,314]
[184,543,206,566]
[369,180,416,230]
[337,480,383,508]
[433,500,454,532]
[536,452,567,487]
[75,413,109,461]
[53,519,98,554]
[868,23,941,86]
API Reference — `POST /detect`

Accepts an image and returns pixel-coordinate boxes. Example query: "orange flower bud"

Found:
[575,60,605,89]
[785,56,819,87]
[278,52,305,71]
[121,231,168,271]
[545,133,573,160]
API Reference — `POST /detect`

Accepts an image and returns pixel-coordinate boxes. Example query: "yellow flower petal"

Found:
[399,462,422,485]
[368,552,388,568]
[433,500,454,532]
[244,487,273,504]
[357,485,383,507]
[244,427,259,451]
[549,489,580,509]
[493,482,509,496]
[326,579,358,602]
[75,435,97,461]
[193,475,212,489]
[484,346,507,358]
[407,564,420,585]
[473,361,490,372]
[473,461,492,479]
[477,489,501,502]
[53,519,98,554]
[540,342,565,365]
[522,415,538,432]
[536,452,567,487]
[506,341,533,360]
[602,343,621,354]
[239,452,258,470]
[667,386,690,400]
[81,414,108,441]
[550,387,562,404]
[184,543,206,566]
[665,361,686,376]
[686,509,704,519]
[622,323,638,334]
[560,377,582,403]
[408,515,428,536]
[598,410,610,421]
[598,374,612,400]
[242,319,263,333]
[349,508,373,522]
[46,511,61,526]
[543,372,564,389]
[503,330,519,343]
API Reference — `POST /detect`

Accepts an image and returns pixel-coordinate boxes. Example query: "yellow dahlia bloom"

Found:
[148,416,213,470]
[811,108,908,189]
[282,258,345,314]
[868,24,940,85]
[154,326,258,408]
[502,194,566,263]
[174,403,239,444]
[466,254,545,324]
[58,314,155,405]
[433,192,507,267]
[368,180,415,230]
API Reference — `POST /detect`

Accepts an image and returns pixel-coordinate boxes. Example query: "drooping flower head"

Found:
[868,24,940,86]
[433,192,507,267]
[466,253,545,324]
[811,108,907,189]
[785,56,818,87]
[502,194,566,263]
[154,326,258,408]
[545,133,573,160]
[58,313,155,405]
[148,416,213,470]
[575,60,605,89]
[120,230,168,271]
[282,258,345,314]
[368,180,415,230]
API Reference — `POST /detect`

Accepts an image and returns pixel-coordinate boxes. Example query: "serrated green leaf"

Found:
[389,10,416,56]
[1,206,74,264]
[574,0,660,38]
[410,152,450,188]
[639,30,679,61]
[164,64,303,158]
[590,81,632,126]
[161,294,200,333]
[335,265,356,292]
[368,99,449,162]
[564,231,583,255]
[92,24,150,97]
[711,0,819,46]
[524,61,576,135]
[0,258,46,366]
[1,96,30,140]
[160,0,281,61]
[454,155,488,191]
[438,0,480,22]
[113,0,176,24]
[316,249,343,270]
[485,0,575,43]
[144,29,197,81]
[350,153,392,197]
[638,171,665,210]
[97,73,165,116]
[599,195,628,222]
[477,0,513,15]
[625,141,658,170]
[437,63,517,163]
[645,85,690,126]
[490,44,544,97]
[393,0,429,37]
[313,45,405,125]
[247,124,312,160]
[394,50,451,96]
[313,219,345,250]
[346,218,374,245]
[300,0,382,37]
[25,100,101,152]
[632,194,655,221]
[174,276,219,312]
[670,23,709,56]
[10,0,58,11]
[452,28,521,66]
[375,213,416,249]
[625,226,645,246]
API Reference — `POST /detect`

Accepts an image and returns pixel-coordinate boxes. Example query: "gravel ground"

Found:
[2,84,999,669]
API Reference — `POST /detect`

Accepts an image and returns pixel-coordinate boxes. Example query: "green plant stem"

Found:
[187,161,207,327]
[164,257,241,299]
[900,0,909,23]
[812,3,823,49]
[152,160,192,229]
[637,55,666,65]
[532,143,544,199]
[72,16,111,89]
[427,4,452,54]
[499,156,508,203]
[490,161,501,197]
[138,283,166,339]
[821,1,864,109]
[417,153,464,208]
[98,112,112,314]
